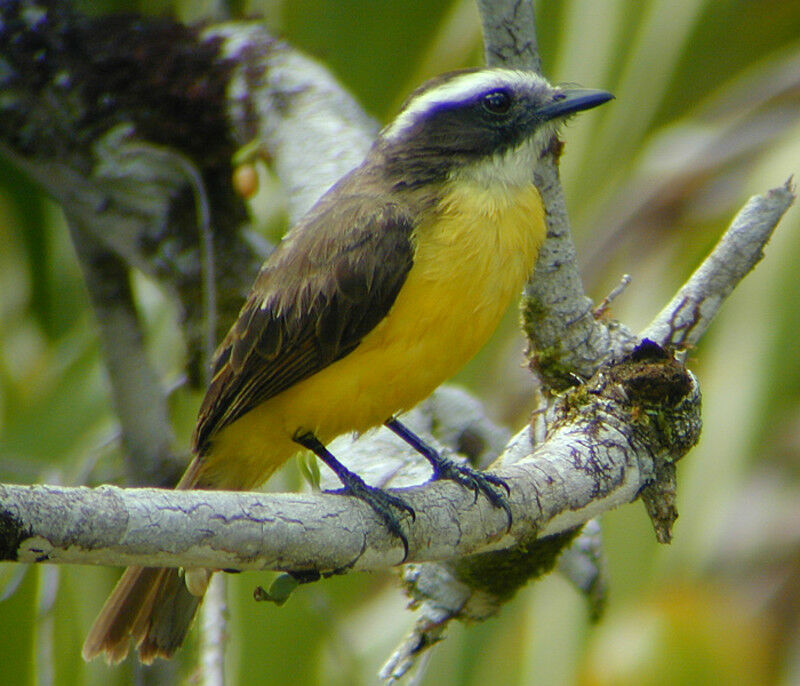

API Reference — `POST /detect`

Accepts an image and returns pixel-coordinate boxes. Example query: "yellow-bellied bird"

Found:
[83,68,612,664]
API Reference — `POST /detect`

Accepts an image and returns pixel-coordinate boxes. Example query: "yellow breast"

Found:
[361,180,545,404]
[202,180,546,489]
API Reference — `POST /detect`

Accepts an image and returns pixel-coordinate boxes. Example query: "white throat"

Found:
[448,125,555,189]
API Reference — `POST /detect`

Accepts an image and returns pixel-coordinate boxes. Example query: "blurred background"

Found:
[1,0,799,684]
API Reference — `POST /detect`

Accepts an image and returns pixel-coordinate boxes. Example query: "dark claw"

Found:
[294,429,414,560]
[431,457,513,532]
[384,417,513,532]
[327,477,414,560]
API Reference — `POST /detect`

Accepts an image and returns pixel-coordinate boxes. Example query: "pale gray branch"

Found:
[67,216,178,487]
[477,0,541,72]
[0,357,700,571]
[200,575,227,686]
[643,179,796,347]
[478,0,628,386]
[205,22,376,224]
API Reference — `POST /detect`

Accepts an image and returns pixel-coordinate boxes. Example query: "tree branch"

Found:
[378,179,794,679]
[643,180,796,348]
[0,343,701,571]
[477,0,630,389]
[202,22,376,224]
[66,216,180,487]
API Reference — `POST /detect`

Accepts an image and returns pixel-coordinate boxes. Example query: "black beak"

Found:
[537,88,614,120]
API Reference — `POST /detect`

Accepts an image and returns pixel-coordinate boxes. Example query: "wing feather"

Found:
[192,196,415,452]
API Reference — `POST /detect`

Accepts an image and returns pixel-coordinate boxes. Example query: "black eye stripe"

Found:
[482,89,512,114]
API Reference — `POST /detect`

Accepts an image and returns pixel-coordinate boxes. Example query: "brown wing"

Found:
[192,194,415,453]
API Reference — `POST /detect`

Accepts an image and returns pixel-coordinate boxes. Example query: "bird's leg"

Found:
[293,430,414,559]
[384,417,512,530]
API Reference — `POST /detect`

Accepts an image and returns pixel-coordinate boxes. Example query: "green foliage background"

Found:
[1,1,800,684]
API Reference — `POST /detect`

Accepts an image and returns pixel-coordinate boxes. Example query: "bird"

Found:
[82,67,612,664]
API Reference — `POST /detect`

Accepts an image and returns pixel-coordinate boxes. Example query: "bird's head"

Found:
[376,68,612,188]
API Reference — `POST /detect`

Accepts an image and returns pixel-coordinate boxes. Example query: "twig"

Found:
[380,181,794,680]
[594,274,632,319]
[65,217,179,487]
[479,0,627,385]
[643,179,796,348]
[114,143,220,370]
[200,575,228,686]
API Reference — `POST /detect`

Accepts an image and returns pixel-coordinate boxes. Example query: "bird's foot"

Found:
[430,455,513,531]
[293,429,414,559]
[327,472,415,559]
[384,417,512,531]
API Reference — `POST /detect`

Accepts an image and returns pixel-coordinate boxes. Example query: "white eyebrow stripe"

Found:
[382,69,549,142]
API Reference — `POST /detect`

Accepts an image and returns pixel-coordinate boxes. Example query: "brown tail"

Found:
[83,458,208,664]
[82,565,203,664]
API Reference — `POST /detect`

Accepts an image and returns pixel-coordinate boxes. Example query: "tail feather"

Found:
[136,568,205,664]
[83,457,208,664]
[82,566,202,664]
